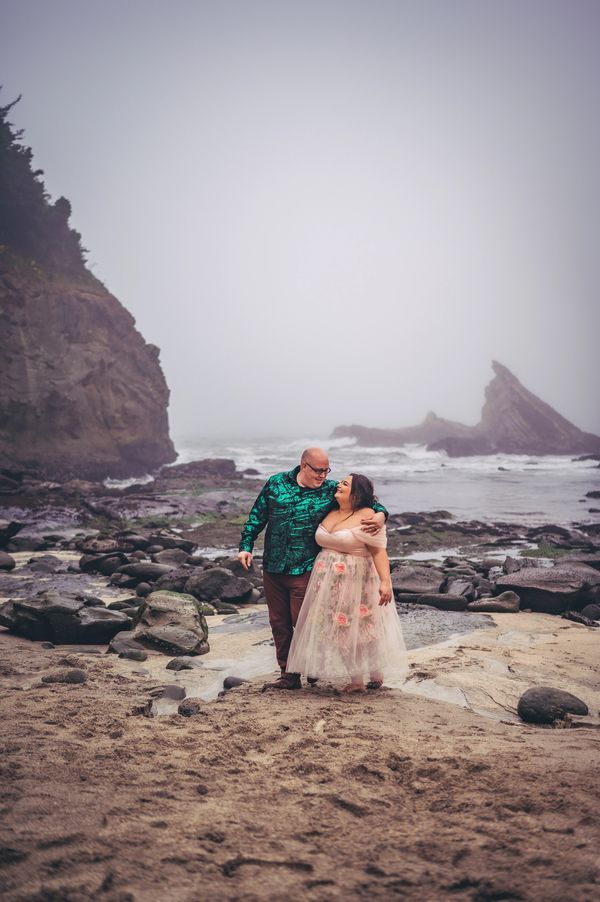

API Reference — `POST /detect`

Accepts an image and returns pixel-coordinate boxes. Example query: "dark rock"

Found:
[118,649,148,661]
[561,610,598,627]
[0,592,131,643]
[214,601,239,614]
[467,591,520,613]
[391,566,444,597]
[0,520,23,547]
[223,676,248,689]
[586,490,600,499]
[154,567,192,592]
[41,641,55,649]
[581,604,600,621]
[414,594,469,611]
[216,556,264,585]
[445,579,476,600]
[149,684,186,701]
[136,582,153,597]
[107,632,148,655]
[79,552,129,574]
[26,554,64,574]
[0,551,16,571]
[166,657,200,671]
[164,458,237,479]
[242,468,260,475]
[517,687,589,724]
[117,562,174,582]
[178,698,203,717]
[185,567,253,603]
[146,532,196,553]
[7,536,47,552]
[495,562,600,614]
[41,668,87,685]
[151,548,192,567]
[78,537,122,555]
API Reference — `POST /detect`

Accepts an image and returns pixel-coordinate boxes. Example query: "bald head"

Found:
[298,447,330,488]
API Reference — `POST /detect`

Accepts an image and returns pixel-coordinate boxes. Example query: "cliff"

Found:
[332,361,600,456]
[0,256,176,479]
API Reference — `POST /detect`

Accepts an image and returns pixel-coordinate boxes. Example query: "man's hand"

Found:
[379,580,392,605]
[360,511,385,535]
[238,551,253,571]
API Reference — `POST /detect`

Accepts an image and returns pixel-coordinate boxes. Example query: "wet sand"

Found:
[1,611,599,901]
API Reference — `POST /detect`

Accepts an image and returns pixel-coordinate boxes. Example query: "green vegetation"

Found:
[521,542,570,560]
[0,94,86,272]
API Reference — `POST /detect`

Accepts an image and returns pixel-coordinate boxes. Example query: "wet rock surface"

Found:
[517,687,589,724]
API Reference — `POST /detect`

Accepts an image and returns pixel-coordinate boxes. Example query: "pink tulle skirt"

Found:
[287,549,408,684]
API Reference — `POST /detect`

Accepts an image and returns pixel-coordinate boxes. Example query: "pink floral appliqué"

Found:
[358,604,370,618]
[334,612,349,626]
[315,560,326,573]
[333,562,346,574]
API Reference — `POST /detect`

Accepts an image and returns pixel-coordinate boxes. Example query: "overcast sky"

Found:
[2,0,599,442]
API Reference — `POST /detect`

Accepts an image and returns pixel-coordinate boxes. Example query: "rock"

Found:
[185,567,253,603]
[136,582,153,597]
[223,676,247,689]
[214,601,239,614]
[114,532,150,551]
[118,562,174,582]
[151,548,192,567]
[146,532,196,553]
[561,610,598,627]
[517,687,589,725]
[495,562,600,614]
[154,567,192,593]
[503,555,521,574]
[445,579,476,600]
[178,698,203,717]
[216,556,264,585]
[581,604,600,621]
[149,684,186,700]
[166,657,200,671]
[414,594,469,611]
[332,362,600,456]
[41,641,55,649]
[0,551,16,571]
[79,552,129,574]
[586,490,600,499]
[0,520,23,548]
[391,566,444,597]
[0,592,131,643]
[128,590,209,656]
[7,536,47,552]
[118,649,148,661]
[41,668,87,685]
[467,591,520,613]
[561,553,600,572]
[107,632,148,655]
[164,458,238,479]
[78,537,122,555]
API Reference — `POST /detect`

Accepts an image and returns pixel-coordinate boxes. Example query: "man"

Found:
[238,447,387,689]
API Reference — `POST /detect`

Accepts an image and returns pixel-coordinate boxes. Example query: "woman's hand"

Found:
[360,511,385,535]
[379,580,392,605]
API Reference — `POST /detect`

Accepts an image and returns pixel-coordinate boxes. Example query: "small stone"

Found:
[166,657,198,671]
[178,698,203,717]
[223,676,247,689]
[149,685,186,700]
[41,668,87,685]
[0,551,16,571]
[41,641,55,649]
[118,649,148,661]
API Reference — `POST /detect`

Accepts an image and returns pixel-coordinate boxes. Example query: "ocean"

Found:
[173,435,600,527]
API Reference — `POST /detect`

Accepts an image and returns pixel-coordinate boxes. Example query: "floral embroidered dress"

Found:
[286,524,408,684]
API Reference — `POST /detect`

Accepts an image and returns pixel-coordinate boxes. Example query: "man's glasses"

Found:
[304,462,331,476]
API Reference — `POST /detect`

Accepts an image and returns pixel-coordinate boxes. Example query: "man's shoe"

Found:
[262,674,301,691]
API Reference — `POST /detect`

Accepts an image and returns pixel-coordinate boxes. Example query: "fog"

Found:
[2,0,599,443]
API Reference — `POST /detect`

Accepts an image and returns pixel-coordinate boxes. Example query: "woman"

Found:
[286,473,408,692]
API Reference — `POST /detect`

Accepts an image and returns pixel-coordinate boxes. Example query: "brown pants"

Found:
[262,570,311,674]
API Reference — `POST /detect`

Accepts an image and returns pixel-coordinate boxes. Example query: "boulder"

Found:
[146,532,196,553]
[517,687,589,725]
[107,631,148,656]
[164,458,237,479]
[0,551,16,571]
[495,562,600,614]
[117,562,174,582]
[154,567,192,593]
[581,603,600,621]
[185,567,253,603]
[445,578,476,600]
[166,656,201,671]
[0,520,23,548]
[223,676,248,689]
[79,552,129,575]
[414,594,469,611]
[0,592,131,643]
[391,566,444,597]
[467,591,520,613]
[151,548,192,567]
[128,590,209,656]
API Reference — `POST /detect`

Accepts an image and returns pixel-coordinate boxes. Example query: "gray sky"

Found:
[2,0,599,442]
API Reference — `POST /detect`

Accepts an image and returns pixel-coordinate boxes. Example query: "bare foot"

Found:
[342,683,365,693]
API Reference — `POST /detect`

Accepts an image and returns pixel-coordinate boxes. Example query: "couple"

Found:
[238,448,407,692]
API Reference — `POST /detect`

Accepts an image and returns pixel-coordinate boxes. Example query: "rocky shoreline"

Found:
[1,458,600,900]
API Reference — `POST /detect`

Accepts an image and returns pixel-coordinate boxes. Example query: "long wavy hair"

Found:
[349,473,376,510]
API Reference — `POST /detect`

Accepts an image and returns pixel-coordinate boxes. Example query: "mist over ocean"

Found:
[173,436,600,527]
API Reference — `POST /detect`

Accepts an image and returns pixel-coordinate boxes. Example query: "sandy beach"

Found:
[1,607,599,902]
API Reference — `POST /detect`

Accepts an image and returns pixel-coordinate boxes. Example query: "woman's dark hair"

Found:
[349,473,376,510]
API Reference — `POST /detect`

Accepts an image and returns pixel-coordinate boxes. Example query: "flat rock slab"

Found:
[495,563,600,614]
[467,591,520,613]
[518,687,589,725]
[414,594,469,611]
[392,566,444,597]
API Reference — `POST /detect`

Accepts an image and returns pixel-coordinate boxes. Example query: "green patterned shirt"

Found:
[239,467,387,575]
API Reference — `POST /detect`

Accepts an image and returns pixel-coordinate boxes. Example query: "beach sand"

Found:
[0,612,599,901]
